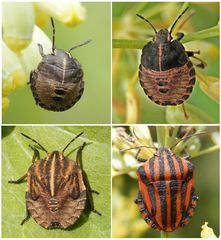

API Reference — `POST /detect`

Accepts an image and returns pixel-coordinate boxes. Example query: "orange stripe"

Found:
[152,154,162,229]
[184,176,194,210]
[143,164,154,215]
[163,151,171,231]
[138,175,153,215]
[171,155,183,228]
[175,182,183,228]
[172,154,182,179]
[153,182,163,230]
[166,181,171,231]
[182,159,188,179]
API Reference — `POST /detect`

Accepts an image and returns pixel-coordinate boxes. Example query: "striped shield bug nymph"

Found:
[137,7,206,118]
[8,132,101,229]
[123,134,200,232]
[30,18,90,112]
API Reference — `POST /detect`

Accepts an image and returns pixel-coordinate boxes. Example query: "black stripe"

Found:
[39,159,47,187]
[45,154,52,194]
[166,149,177,180]
[156,181,167,230]
[136,191,158,228]
[187,162,194,180]
[54,151,61,196]
[170,180,178,229]
[166,149,179,229]
[138,166,157,215]
[176,156,184,179]
[70,173,80,199]
[149,157,155,181]
[181,181,188,220]
[159,150,165,181]
[63,156,69,176]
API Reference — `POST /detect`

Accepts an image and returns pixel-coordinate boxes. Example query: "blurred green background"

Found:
[112,2,219,124]
[3,2,111,124]
[2,126,111,238]
[112,126,219,238]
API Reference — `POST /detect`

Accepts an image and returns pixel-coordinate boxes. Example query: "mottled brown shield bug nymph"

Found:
[137,8,206,117]
[30,18,90,111]
[9,132,101,229]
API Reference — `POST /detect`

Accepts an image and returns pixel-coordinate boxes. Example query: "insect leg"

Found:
[85,184,102,216]
[135,149,147,162]
[186,51,207,69]
[37,43,45,57]
[75,141,101,215]
[21,202,31,225]
[182,103,189,120]
[135,191,158,230]
[82,168,101,215]
[180,188,198,227]
[8,173,27,184]
[182,148,191,160]
[29,144,40,162]
[21,212,31,225]
[176,32,184,41]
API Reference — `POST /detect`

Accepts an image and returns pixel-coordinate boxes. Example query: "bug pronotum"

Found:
[9,132,101,229]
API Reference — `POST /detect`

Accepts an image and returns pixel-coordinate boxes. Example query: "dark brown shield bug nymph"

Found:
[137,8,206,116]
[9,132,101,229]
[29,18,91,111]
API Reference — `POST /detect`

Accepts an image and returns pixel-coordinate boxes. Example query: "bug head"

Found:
[155,29,172,43]
[137,7,189,42]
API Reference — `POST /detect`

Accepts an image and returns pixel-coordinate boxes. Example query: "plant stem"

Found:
[192,145,219,158]
[112,24,219,49]
[156,127,165,147]
[160,231,169,238]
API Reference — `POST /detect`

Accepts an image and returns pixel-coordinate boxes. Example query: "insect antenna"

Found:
[50,17,56,54]
[21,133,48,154]
[120,145,157,153]
[136,14,157,34]
[170,132,205,150]
[62,132,84,154]
[68,40,92,53]
[169,7,189,35]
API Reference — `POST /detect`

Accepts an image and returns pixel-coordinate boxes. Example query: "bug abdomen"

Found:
[137,175,197,232]
[139,61,195,105]
[30,72,84,111]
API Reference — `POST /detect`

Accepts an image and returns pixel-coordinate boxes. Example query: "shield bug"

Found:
[137,8,206,117]
[9,132,101,229]
[29,18,90,111]
[122,134,200,232]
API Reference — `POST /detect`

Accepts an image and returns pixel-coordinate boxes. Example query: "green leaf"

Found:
[2,126,111,238]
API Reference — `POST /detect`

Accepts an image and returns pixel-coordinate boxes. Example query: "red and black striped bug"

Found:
[122,134,200,232]
[137,7,206,118]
